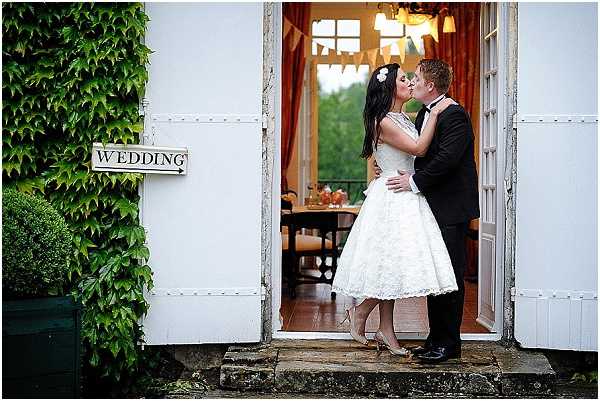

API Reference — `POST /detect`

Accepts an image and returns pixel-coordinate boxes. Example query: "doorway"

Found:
[273,2,506,341]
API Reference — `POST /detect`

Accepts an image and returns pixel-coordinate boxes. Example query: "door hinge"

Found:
[261,284,267,300]
[140,97,150,117]
[512,113,518,130]
[262,114,268,129]
[510,286,516,302]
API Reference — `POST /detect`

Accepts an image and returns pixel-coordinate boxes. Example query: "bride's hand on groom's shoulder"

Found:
[431,98,458,115]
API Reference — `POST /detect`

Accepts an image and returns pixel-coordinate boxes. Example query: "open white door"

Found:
[514,3,597,351]
[477,2,505,332]
[140,3,264,344]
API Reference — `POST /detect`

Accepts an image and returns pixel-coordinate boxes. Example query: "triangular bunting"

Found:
[353,51,364,72]
[340,52,348,73]
[290,28,302,51]
[381,45,392,64]
[367,48,379,70]
[283,19,292,39]
[396,38,406,64]
[316,43,324,56]
[429,16,439,42]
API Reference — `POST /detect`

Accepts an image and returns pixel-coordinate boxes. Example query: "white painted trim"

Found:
[273,331,502,341]
[477,315,495,331]
[478,1,507,337]
[494,1,509,337]
[271,3,283,334]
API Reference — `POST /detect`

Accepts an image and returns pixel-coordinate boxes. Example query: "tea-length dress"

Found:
[331,112,458,299]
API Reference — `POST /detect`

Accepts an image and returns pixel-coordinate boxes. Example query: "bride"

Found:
[332,63,457,355]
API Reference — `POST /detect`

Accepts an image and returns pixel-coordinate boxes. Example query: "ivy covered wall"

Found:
[2,2,153,386]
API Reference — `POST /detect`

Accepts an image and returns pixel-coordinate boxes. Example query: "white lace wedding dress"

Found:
[331,111,458,299]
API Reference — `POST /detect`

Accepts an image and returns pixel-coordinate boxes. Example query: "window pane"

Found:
[337,38,360,53]
[312,37,335,55]
[337,19,360,36]
[380,21,404,36]
[405,21,430,38]
[312,19,335,36]
[317,64,370,93]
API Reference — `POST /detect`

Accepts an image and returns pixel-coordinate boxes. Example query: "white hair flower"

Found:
[376,67,389,83]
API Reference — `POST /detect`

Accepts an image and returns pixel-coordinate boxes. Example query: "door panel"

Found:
[141,3,264,344]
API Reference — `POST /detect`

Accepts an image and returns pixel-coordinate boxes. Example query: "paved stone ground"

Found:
[139,375,597,399]
[219,340,557,398]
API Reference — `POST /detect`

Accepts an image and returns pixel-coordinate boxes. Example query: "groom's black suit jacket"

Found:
[413,102,480,226]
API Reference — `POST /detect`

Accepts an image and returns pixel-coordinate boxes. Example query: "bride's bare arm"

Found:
[379,98,456,156]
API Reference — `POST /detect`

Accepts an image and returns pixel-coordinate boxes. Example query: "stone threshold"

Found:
[219,340,556,398]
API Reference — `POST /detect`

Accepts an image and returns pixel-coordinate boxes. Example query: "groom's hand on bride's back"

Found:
[374,161,411,192]
[386,170,411,192]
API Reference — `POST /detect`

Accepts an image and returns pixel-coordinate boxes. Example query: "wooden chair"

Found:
[281,210,357,299]
[281,189,297,211]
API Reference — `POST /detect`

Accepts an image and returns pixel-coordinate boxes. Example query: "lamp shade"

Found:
[443,15,456,33]
[374,12,387,31]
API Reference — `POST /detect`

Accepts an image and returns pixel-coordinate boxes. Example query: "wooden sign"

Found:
[91,143,188,175]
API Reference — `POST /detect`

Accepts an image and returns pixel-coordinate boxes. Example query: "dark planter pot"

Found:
[2,295,82,398]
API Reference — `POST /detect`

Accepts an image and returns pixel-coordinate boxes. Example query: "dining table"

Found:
[290,205,361,215]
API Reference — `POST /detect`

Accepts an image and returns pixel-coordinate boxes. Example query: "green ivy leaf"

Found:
[113,198,138,219]
[3,2,153,387]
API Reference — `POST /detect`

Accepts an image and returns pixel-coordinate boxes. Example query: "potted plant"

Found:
[2,187,81,398]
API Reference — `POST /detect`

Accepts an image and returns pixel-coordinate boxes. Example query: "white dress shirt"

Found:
[408,93,447,193]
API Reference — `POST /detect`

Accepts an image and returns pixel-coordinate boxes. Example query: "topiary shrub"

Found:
[2,187,73,299]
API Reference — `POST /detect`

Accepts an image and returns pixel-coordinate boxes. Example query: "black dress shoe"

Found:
[416,346,461,363]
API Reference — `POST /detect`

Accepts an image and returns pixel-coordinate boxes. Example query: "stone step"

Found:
[219,340,556,397]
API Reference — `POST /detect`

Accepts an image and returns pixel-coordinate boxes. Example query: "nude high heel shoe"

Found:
[339,306,369,345]
[374,330,409,356]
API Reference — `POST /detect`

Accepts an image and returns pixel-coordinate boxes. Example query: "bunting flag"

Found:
[396,38,406,64]
[352,51,364,72]
[316,43,324,57]
[340,52,348,73]
[283,19,292,38]
[367,48,379,70]
[290,28,302,51]
[282,15,449,65]
[381,45,392,65]
[429,16,439,42]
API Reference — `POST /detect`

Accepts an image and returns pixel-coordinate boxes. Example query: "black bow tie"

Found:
[422,96,447,114]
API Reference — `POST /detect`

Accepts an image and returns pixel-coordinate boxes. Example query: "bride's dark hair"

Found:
[361,63,401,159]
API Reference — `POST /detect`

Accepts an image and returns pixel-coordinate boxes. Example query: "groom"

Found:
[381,59,479,363]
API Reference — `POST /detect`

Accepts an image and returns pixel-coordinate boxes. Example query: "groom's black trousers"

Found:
[426,222,468,349]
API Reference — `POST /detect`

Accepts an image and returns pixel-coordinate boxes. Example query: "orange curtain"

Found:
[423,3,481,279]
[281,3,311,191]
[423,3,480,142]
